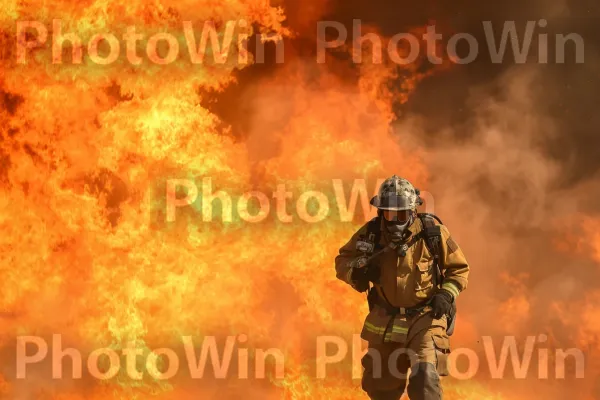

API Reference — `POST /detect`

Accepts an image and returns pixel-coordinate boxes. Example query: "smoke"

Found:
[411,73,600,390]
[200,0,600,397]
[389,2,600,398]
[2,0,599,397]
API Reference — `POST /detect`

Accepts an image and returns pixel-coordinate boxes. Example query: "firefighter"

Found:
[335,175,470,400]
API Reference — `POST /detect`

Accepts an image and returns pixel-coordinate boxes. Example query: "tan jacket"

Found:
[335,216,470,342]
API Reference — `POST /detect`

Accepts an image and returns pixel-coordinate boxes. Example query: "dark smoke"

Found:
[199,1,600,397]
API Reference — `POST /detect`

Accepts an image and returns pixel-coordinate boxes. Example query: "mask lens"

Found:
[383,210,411,224]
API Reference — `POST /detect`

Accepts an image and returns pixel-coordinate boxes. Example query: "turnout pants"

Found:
[361,323,450,400]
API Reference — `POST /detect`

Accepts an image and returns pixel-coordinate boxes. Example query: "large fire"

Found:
[0,0,597,399]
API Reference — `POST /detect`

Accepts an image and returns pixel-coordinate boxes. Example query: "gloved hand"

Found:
[349,257,380,292]
[430,289,454,319]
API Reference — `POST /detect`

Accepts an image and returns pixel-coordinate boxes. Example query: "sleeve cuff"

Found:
[442,281,461,299]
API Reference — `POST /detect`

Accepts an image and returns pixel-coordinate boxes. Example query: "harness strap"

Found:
[366,216,383,250]
[418,214,444,289]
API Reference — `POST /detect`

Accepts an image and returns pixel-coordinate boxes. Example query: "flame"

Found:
[0,0,558,399]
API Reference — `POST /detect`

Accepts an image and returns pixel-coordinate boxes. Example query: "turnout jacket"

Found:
[335,216,470,343]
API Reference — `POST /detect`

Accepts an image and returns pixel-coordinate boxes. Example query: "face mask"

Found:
[385,217,411,240]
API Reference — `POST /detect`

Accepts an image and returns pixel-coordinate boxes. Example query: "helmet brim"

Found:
[370,195,414,211]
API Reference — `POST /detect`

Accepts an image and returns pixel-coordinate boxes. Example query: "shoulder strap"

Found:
[366,216,383,250]
[418,213,444,288]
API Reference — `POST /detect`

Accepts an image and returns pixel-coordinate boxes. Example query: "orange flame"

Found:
[0,0,555,399]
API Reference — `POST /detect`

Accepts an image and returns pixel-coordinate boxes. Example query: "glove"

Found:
[430,289,454,319]
[349,257,380,292]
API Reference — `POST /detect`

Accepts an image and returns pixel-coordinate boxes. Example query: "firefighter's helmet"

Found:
[370,175,420,211]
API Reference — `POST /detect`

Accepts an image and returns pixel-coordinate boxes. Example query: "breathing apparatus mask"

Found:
[382,209,413,241]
